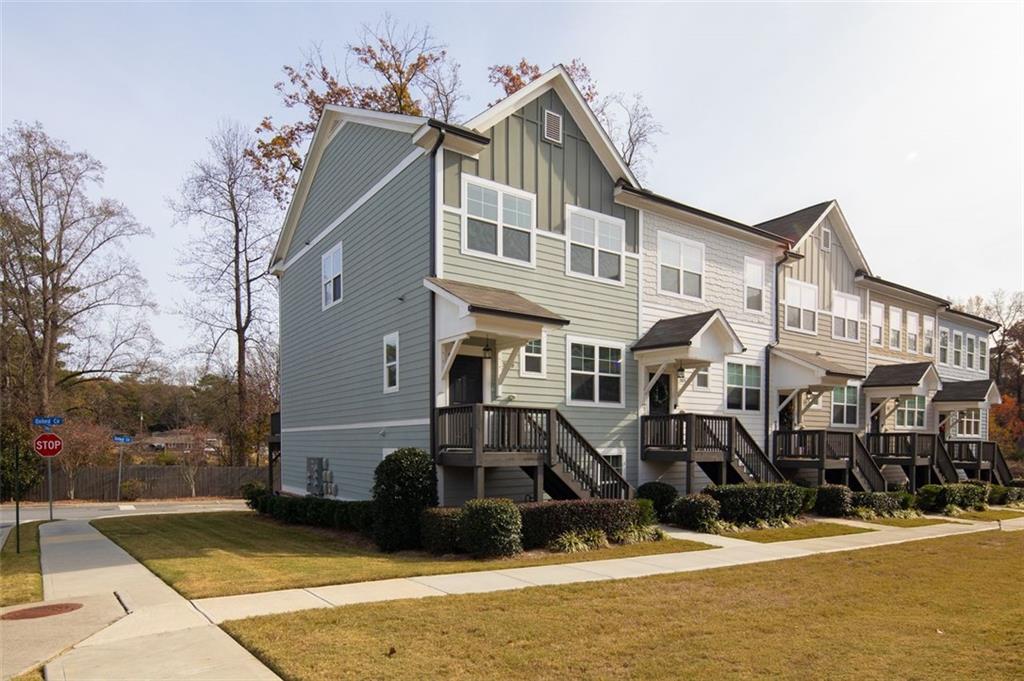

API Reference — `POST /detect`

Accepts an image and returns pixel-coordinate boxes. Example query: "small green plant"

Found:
[458,498,523,558]
[670,494,721,533]
[119,479,143,501]
[548,530,590,553]
[579,528,609,550]
[636,481,678,521]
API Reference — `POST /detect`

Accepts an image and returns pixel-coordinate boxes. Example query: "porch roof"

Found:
[932,379,1001,410]
[862,362,936,388]
[771,348,863,391]
[424,277,568,326]
[774,348,864,379]
[631,310,745,367]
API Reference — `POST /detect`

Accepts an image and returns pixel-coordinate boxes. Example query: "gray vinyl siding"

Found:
[289,123,416,256]
[442,89,639,251]
[279,133,432,497]
[934,314,993,441]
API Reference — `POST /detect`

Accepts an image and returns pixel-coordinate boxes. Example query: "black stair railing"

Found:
[853,436,887,492]
[733,420,783,483]
[932,438,959,484]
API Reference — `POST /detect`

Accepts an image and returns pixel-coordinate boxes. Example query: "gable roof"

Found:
[933,379,999,403]
[756,200,871,274]
[631,310,744,353]
[465,65,639,189]
[862,362,937,388]
[424,277,568,326]
[772,348,864,379]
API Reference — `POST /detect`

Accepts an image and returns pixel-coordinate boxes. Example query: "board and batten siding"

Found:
[779,214,859,310]
[278,125,432,499]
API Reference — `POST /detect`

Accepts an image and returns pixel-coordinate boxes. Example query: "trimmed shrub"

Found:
[703,483,804,525]
[670,494,720,533]
[916,484,944,512]
[458,498,522,558]
[119,479,143,502]
[371,448,438,552]
[518,499,648,550]
[799,486,818,514]
[241,481,268,510]
[942,483,989,510]
[636,482,679,521]
[815,484,853,517]
[851,491,902,517]
[887,490,916,510]
[333,500,375,533]
[420,507,462,554]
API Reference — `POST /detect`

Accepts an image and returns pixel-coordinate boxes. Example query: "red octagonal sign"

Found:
[34,433,63,458]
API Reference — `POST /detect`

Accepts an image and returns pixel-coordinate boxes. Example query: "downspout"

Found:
[428,130,446,481]
[764,249,802,451]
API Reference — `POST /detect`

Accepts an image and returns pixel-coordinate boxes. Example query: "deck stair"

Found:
[879,465,909,489]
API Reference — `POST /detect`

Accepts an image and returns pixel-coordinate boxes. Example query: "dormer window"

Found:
[542,109,563,144]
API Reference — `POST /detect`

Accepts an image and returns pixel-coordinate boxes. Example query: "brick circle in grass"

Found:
[1,602,83,620]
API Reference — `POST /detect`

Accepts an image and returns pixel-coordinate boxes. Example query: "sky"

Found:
[3,2,1022,358]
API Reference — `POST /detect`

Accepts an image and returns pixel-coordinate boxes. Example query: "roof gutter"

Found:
[428,129,446,485]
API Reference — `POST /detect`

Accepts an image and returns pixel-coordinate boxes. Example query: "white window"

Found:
[966,335,976,369]
[979,338,988,372]
[821,225,832,252]
[870,302,884,346]
[784,279,818,333]
[567,206,625,285]
[519,333,545,378]
[567,337,624,407]
[601,447,625,475]
[462,177,535,266]
[542,109,563,144]
[955,410,980,437]
[895,395,926,428]
[321,242,343,309]
[831,384,859,427]
[832,292,860,341]
[923,316,935,355]
[744,258,764,311]
[657,231,703,298]
[888,306,903,350]
[906,311,919,353]
[694,367,710,390]
[382,332,399,393]
[939,327,950,364]
[726,362,761,412]
[953,331,963,367]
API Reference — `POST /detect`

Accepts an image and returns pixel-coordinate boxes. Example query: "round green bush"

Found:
[799,486,818,514]
[703,483,804,524]
[916,484,944,512]
[458,498,523,557]
[670,494,720,533]
[119,479,143,502]
[814,484,853,517]
[420,507,462,554]
[636,481,679,521]
[371,447,438,552]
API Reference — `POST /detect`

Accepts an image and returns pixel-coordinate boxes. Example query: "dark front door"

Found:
[648,374,671,415]
[778,393,795,431]
[869,401,882,433]
[449,355,484,405]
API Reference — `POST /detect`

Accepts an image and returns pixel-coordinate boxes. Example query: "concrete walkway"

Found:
[23,519,278,681]
[192,515,1011,624]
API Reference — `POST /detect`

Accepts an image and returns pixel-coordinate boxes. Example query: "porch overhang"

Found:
[771,348,864,391]
[932,379,1001,412]
[862,362,941,399]
[632,309,744,368]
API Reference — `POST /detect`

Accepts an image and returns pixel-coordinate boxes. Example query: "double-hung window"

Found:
[870,302,884,346]
[939,328,950,364]
[953,331,963,366]
[832,292,860,341]
[888,307,903,350]
[785,279,817,333]
[979,338,988,372]
[956,410,980,437]
[321,242,343,309]
[520,333,545,378]
[567,206,625,284]
[694,367,710,390]
[895,395,926,428]
[744,258,765,311]
[831,384,859,427]
[382,332,399,393]
[906,311,919,353]
[966,335,976,369]
[463,177,535,265]
[658,232,703,298]
[923,316,935,355]
[568,338,623,406]
[726,362,761,412]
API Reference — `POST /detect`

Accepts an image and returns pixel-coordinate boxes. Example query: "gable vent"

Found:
[542,109,563,144]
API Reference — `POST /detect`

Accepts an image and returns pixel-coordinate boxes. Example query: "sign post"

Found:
[14,442,21,554]
[113,435,133,501]
[33,429,63,521]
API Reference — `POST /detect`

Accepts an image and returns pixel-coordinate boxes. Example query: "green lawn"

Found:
[956,508,1024,522]
[722,521,873,543]
[862,517,951,528]
[92,512,712,599]
[1,521,45,607]
[223,531,1023,681]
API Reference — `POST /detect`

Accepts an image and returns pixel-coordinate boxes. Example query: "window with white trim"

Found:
[657,232,703,298]
[568,206,625,284]
[821,225,832,252]
[694,367,710,390]
[744,258,764,311]
[923,316,935,355]
[832,292,860,341]
[939,327,950,364]
[906,311,919,353]
[979,338,987,372]
[601,447,625,476]
[953,331,963,366]
[870,302,884,346]
[726,362,761,412]
[321,242,343,309]
[382,332,399,393]
[568,339,623,406]
[955,409,980,437]
[831,384,859,427]
[463,177,535,265]
[888,306,903,350]
[784,279,817,333]
[520,334,545,378]
[895,395,926,428]
[966,335,976,369]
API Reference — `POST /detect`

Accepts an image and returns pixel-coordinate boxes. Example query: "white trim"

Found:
[829,381,860,428]
[952,330,964,367]
[965,334,977,370]
[978,337,988,372]
[869,301,885,347]
[565,335,627,409]
[276,148,425,273]
[434,145,445,278]
[888,305,903,350]
[831,290,861,342]
[519,329,547,379]
[542,109,563,144]
[938,326,950,365]
[282,418,430,433]
[906,310,920,354]
[320,241,343,310]
[383,331,400,394]
[783,278,818,335]
[724,358,763,414]
[460,174,537,268]
[565,204,627,287]
[656,230,704,301]
[743,256,766,312]
[820,225,832,252]
[923,315,935,356]
[894,394,927,430]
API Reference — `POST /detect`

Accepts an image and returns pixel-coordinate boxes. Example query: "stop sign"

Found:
[34,433,63,457]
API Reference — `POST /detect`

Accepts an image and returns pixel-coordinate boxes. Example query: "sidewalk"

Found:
[18,519,277,681]
[192,515,1008,624]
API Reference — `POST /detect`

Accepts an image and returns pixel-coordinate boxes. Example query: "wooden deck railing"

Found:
[864,433,915,457]
[852,436,887,492]
[641,413,779,483]
[733,420,783,483]
[933,438,959,484]
[640,413,689,451]
[773,430,850,460]
[946,440,982,465]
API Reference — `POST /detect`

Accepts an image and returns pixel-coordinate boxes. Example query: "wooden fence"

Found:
[15,465,264,501]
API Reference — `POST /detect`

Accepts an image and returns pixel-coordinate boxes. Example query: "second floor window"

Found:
[744,258,764,311]
[383,332,399,393]
[726,362,761,411]
[979,338,987,372]
[568,206,624,284]
[953,331,963,366]
[832,292,860,341]
[906,311,919,353]
[889,306,903,350]
[923,316,935,355]
[568,339,623,406]
[966,335,976,369]
[895,395,926,428]
[464,177,535,265]
[870,302,884,346]
[321,242,343,309]
[785,279,817,333]
[658,232,703,298]
[939,327,950,364]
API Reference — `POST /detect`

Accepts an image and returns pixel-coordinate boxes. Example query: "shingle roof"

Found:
[425,278,568,325]
[632,310,724,352]
[862,362,934,388]
[754,201,834,243]
[854,271,950,306]
[933,380,997,403]
[773,348,864,379]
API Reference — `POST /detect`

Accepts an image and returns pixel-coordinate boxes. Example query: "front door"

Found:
[648,374,671,415]
[869,401,882,433]
[449,355,484,405]
[778,393,795,431]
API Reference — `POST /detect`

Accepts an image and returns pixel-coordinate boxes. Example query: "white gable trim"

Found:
[790,201,871,275]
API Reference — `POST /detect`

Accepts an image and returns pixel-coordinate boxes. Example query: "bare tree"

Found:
[60,419,113,500]
[171,122,277,465]
[0,122,156,415]
[422,58,466,122]
[179,424,216,497]
[956,290,1023,385]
